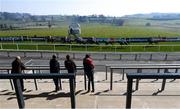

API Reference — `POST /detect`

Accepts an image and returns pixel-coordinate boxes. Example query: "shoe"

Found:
[22,89,26,92]
[91,90,94,92]
[55,87,60,92]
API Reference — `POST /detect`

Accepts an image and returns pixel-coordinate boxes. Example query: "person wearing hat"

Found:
[11,56,26,91]
[49,55,60,92]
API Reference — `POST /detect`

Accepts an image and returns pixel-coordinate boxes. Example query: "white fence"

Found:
[1,43,180,52]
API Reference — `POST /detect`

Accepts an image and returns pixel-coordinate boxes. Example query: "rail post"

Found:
[13,79,25,109]
[16,44,19,50]
[53,44,56,51]
[69,78,75,109]
[126,78,133,109]
[0,43,3,50]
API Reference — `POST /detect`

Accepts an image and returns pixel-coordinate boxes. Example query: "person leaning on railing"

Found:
[11,56,26,92]
[49,55,61,92]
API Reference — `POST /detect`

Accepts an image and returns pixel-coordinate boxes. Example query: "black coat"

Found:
[11,59,26,74]
[64,59,76,73]
[50,58,60,73]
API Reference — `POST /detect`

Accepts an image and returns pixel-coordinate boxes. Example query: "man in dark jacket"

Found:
[11,56,26,91]
[50,55,60,92]
[64,55,77,88]
[83,54,95,92]
[64,55,77,73]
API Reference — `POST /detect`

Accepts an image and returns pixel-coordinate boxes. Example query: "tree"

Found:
[145,22,151,26]
[0,24,3,30]
[48,21,52,29]
[112,18,124,26]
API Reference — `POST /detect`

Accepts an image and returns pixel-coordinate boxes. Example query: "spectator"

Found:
[83,54,95,92]
[64,55,77,88]
[50,55,60,92]
[11,56,26,92]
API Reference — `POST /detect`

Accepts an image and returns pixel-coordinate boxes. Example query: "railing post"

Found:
[100,45,102,51]
[130,46,132,52]
[13,79,25,109]
[73,53,75,59]
[150,54,152,61]
[40,52,43,58]
[164,54,168,61]
[16,44,19,50]
[135,54,137,61]
[126,78,133,109]
[143,45,146,51]
[84,72,87,90]
[53,44,56,51]
[120,54,122,60]
[171,45,174,52]
[0,43,3,50]
[69,78,75,109]
[7,70,14,90]
[7,51,10,57]
[85,44,87,51]
[32,70,38,90]
[110,68,113,90]
[36,45,38,51]
[158,45,160,51]
[24,52,26,58]
[104,54,107,60]
[70,44,72,51]
[56,53,59,58]
[105,66,108,80]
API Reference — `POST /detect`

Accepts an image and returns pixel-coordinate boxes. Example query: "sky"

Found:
[1,0,180,16]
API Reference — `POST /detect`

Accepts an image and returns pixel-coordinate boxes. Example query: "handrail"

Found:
[109,64,180,90]
[105,63,180,80]
[0,66,84,90]
[0,73,76,109]
[126,72,180,109]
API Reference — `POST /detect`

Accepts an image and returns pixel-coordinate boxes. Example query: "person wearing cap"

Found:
[50,55,60,92]
[83,54,95,92]
[11,56,26,91]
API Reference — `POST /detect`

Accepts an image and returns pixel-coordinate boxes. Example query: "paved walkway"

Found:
[1,71,180,108]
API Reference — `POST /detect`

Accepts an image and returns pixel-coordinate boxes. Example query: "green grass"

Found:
[1,22,180,38]
[1,19,180,52]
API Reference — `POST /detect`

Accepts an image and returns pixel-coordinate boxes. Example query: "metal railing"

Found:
[109,64,180,90]
[1,43,180,52]
[126,72,180,109]
[0,73,75,109]
[0,65,84,90]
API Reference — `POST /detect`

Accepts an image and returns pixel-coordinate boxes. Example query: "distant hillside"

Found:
[123,13,180,20]
[0,12,125,30]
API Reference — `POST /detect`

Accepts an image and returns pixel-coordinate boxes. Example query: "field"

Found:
[1,18,180,38]
[1,18,180,52]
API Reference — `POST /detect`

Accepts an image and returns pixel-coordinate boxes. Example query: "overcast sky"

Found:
[1,0,180,16]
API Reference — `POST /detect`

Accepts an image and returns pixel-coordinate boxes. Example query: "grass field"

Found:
[1,19,180,38]
[1,18,180,52]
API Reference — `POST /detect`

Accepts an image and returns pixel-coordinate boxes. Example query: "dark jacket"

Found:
[50,58,60,73]
[64,59,76,73]
[11,59,26,74]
